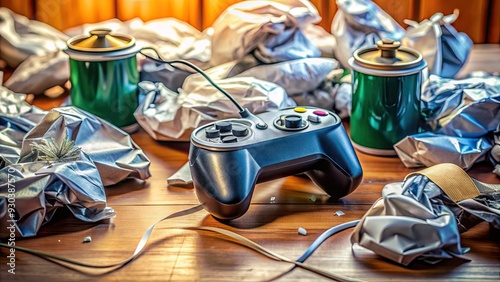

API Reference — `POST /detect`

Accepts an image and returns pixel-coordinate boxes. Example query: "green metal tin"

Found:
[348,39,426,156]
[69,57,139,128]
[65,29,142,130]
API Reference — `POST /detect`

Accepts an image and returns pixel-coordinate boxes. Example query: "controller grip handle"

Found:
[190,148,259,219]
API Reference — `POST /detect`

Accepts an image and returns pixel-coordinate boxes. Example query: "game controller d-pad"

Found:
[199,120,253,144]
[189,106,363,219]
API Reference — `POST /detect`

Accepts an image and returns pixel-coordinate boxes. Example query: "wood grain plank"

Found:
[455,44,500,77]
[1,206,498,281]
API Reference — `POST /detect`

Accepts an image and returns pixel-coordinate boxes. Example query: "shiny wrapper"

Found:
[182,57,339,96]
[0,86,46,132]
[0,8,68,68]
[4,50,69,96]
[352,167,495,266]
[402,10,472,78]
[491,123,500,176]
[0,151,115,238]
[209,0,321,66]
[20,107,151,185]
[394,133,492,170]
[0,103,151,237]
[395,75,500,170]
[331,0,405,68]
[421,75,500,135]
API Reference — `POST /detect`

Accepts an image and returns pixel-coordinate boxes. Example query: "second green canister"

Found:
[348,39,427,156]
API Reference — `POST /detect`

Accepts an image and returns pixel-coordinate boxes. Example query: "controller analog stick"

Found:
[285,115,302,129]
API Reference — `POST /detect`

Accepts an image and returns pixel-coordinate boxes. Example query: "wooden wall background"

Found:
[0,0,498,43]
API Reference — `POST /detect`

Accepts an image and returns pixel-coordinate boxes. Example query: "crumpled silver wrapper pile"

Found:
[0,86,151,238]
[0,0,498,265]
[0,0,476,141]
[352,163,500,266]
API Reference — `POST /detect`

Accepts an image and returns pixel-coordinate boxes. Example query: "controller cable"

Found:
[139,47,266,124]
[0,48,362,281]
[139,47,254,117]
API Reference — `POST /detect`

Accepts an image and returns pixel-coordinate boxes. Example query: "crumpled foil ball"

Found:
[331,0,405,69]
[0,151,115,238]
[395,75,500,171]
[0,90,151,237]
[491,123,500,176]
[351,163,499,266]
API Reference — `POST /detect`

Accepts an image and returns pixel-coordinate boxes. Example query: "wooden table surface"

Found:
[1,45,499,281]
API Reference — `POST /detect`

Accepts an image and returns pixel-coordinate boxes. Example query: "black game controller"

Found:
[189,106,363,219]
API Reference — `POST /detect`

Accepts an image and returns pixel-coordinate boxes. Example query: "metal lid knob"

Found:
[376,39,401,59]
[89,29,112,37]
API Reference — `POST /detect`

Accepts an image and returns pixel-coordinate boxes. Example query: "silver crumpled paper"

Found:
[209,0,321,66]
[3,16,211,95]
[402,10,473,78]
[395,75,500,170]
[0,93,151,237]
[0,86,46,134]
[331,0,405,69]
[182,57,340,96]
[491,123,500,176]
[135,75,296,141]
[0,8,68,68]
[351,163,500,266]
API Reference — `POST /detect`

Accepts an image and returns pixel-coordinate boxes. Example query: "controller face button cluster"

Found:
[274,114,309,131]
[189,106,362,219]
[200,121,252,144]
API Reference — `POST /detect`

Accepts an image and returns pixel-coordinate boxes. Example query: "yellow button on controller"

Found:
[294,107,307,113]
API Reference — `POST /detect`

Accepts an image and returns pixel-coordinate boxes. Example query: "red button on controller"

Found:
[313,110,328,116]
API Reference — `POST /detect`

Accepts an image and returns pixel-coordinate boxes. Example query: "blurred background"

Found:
[0,0,498,43]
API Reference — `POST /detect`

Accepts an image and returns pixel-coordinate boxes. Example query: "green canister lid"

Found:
[349,39,426,77]
[65,29,141,61]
